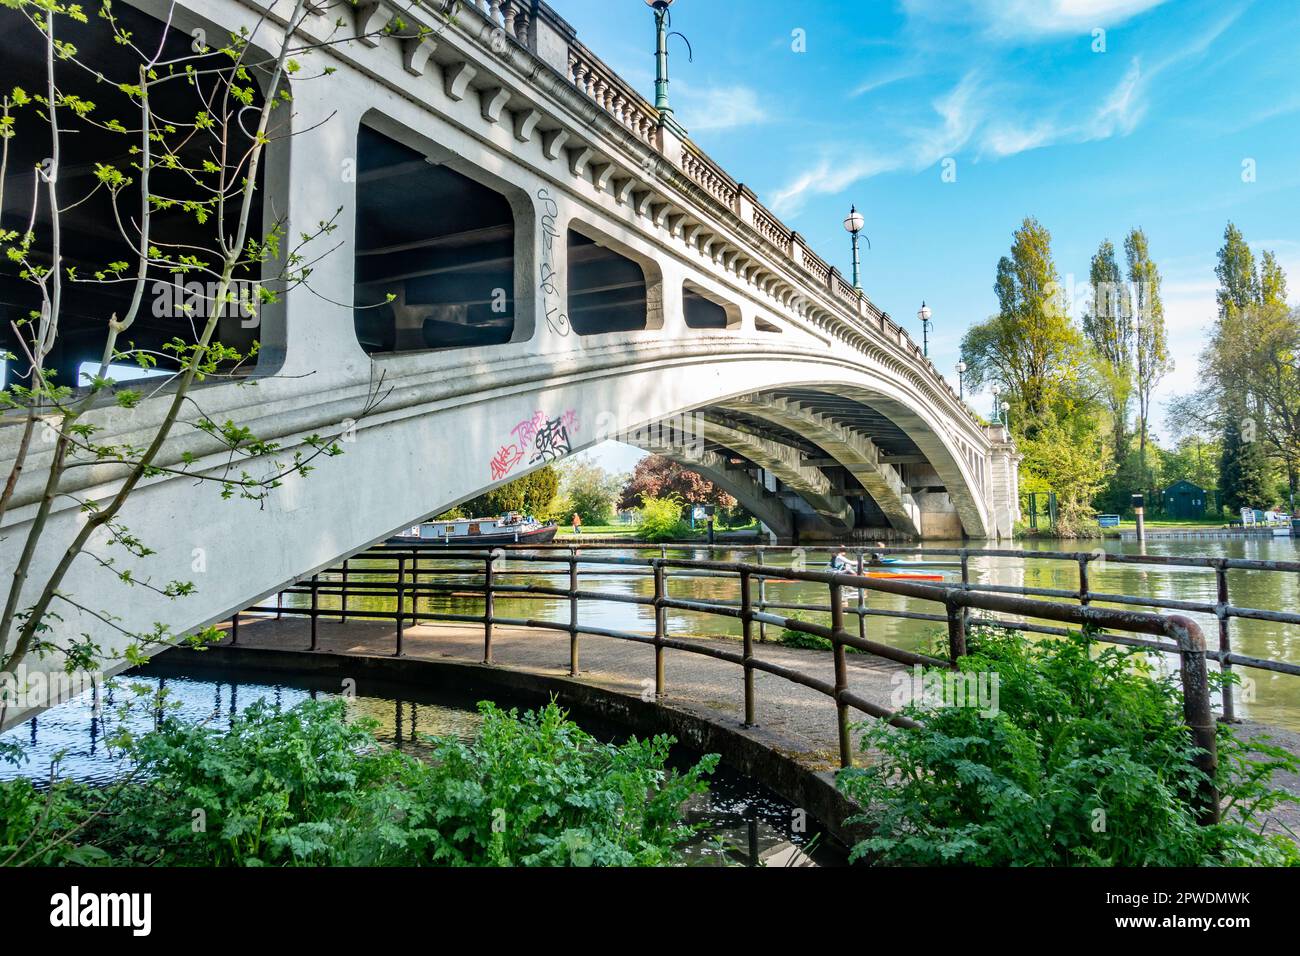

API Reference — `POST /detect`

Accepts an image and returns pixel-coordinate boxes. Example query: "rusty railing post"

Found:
[653,559,666,697]
[568,549,580,677]
[483,553,495,664]
[1215,562,1237,723]
[740,568,755,727]
[1170,615,1220,824]
[309,574,319,651]
[959,549,970,640]
[1077,554,1091,606]
[856,551,867,644]
[395,555,406,657]
[276,590,283,620]
[340,559,350,623]
[756,548,767,643]
[945,593,967,663]
[230,611,239,645]
[830,580,852,769]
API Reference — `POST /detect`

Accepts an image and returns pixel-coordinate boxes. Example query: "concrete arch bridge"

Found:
[0,0,1017,720]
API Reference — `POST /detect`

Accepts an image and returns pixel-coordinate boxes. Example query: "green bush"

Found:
[1,697,717,867]
[838,626,1300,866]
[637,495,690,542]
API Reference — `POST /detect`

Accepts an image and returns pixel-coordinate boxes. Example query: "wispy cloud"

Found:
[901,0,1169,40]
[769,155,902,216]
[680,85,767,132]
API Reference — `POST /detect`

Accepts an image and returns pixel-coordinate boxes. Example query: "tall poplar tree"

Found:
[1082,239,1134,462]
[1126,228,1171,485]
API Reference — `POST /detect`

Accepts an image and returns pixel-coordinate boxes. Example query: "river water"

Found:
[282,535,1300,730]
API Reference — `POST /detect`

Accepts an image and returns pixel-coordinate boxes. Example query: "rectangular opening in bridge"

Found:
[353,125,515,353]
[567,231,649,335]
[683,280,740,330]
[0,4,264,391]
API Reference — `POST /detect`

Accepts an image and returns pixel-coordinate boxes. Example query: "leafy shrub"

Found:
[838,626,1300,866]
[637,495,690,542]
[2,697,717,867]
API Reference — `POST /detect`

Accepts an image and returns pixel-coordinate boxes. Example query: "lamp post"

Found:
[843,205,864,291]
[955,360,967,400]
[647,0,676,119]
[991,383,1002,425]
[918,301,932,357]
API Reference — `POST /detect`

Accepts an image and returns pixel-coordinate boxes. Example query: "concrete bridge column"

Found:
[258,79,370,382]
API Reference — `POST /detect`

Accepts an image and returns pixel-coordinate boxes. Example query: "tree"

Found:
[619,456,736,512]
[1081,239,1134,462]
[1219,411,1275,512]
[559,458,624,525]
[0,1,428,690]
[1126,228,1172,486]
[458,466,559,518]
[961,217,1093,440]
[1019,421,1108,536]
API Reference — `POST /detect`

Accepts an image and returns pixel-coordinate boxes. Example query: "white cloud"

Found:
[901,0,1169,40]
[681,85,767,132]
[769,154,901,217]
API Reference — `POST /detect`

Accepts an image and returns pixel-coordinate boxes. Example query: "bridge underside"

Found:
[623,388,973,543]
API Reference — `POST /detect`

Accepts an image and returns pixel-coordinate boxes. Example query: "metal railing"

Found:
[232,544,1226,824]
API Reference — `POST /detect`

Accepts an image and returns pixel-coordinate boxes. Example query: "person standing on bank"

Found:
[572,513,582,535]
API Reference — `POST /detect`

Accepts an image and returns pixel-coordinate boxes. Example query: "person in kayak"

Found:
[829,548,851,573]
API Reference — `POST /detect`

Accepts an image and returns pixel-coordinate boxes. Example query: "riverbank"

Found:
[204,614,1300,843]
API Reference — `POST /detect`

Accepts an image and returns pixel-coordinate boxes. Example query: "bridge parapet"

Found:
[437,0,980,438]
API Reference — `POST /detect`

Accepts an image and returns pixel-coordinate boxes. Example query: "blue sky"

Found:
[560,0,1300,474]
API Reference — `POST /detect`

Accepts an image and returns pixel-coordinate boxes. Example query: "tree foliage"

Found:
[619,456,736,512]
[454,466,559,519]
[558,458,625,525]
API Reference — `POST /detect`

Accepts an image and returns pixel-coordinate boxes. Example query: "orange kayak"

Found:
[862,571,945,581]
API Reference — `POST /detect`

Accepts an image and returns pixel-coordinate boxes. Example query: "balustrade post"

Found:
[569,549,580,677]
[483,554,496,664]
[653,560,666,697]
[395,556,406,657]
[740,569,755,727]
[309,574,319,651]
[1215,563,1237,722]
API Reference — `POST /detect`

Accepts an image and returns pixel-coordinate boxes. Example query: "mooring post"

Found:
[740,568,755,727]
[483,553,495,664]
[568,549,580,677]
[830,581,852,768]
[395,556,406,657]
[1215,562,1237,722]
[309,574,319,651]
[653,559,666,697]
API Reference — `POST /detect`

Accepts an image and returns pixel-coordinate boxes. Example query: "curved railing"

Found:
[233,545,1223,823]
